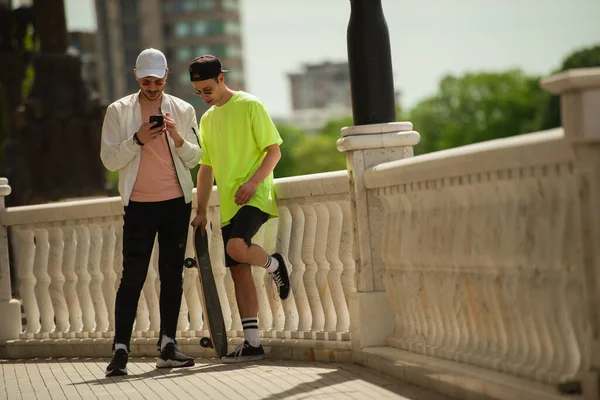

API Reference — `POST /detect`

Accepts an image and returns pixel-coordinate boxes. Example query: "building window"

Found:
[222,0,238,11]
[210,44,225,59]
[225,21,240,35]
[175,22,191,37]
[121,0,138,19]
[177,47,192,62]
[180,72,193,87]
[193,21,208,36]
[195,45,211,56]
[164,0,216,12]
[199,0,216,10]
[210,20,225,34]
[226,44,242,58]
[228,70,243,83]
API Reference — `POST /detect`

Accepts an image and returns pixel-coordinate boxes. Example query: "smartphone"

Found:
[149,114,164,128]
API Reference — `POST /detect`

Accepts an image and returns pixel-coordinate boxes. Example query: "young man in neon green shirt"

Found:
[189,55,290,362]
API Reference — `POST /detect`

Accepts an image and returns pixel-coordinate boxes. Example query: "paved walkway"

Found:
[0,358,451,400]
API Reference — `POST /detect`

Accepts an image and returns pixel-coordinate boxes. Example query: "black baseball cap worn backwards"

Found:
[189,55,230,81]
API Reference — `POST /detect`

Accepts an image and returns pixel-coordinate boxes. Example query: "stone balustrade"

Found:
[0,171,355,359]
[364,128,588,386]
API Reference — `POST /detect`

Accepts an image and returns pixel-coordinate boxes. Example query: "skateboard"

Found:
[184,227,228,358]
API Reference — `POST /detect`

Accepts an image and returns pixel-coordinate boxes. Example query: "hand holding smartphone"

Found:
[149,114,164,129]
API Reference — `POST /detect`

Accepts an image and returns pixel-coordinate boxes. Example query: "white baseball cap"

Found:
[135,48,168,78]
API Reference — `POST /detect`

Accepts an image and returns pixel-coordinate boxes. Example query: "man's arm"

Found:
[249,144,281,185]
[191,164,214,229]
[234,144,281,205]
[165,108,202,169]
[100,105,140,172]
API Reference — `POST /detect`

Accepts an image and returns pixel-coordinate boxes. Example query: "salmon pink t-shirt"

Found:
[130,106,183,202]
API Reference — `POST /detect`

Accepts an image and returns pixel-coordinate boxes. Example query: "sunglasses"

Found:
[140,80,165,86]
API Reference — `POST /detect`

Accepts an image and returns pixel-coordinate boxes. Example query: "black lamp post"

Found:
[347,0,396,125]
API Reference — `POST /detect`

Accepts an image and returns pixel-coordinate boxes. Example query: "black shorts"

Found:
[221,205,269,267]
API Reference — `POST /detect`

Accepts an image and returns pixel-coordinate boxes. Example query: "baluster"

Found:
[183,223,202,334]
[74,225,94,335]
[145,237,160,336]
[113,218,124,295]
[428,189,450,357]
[314,203,334,339]
[101,222,117,336]
[560,174,589,381]
[251,225,273,336]
[486,182,511,370]
[479,181,503,369]
[380,193,405,348]
[301,204,324,338]
[61,224,82,335]
[15,228,39,336]
[133,240,153,336]
[262,217,284,337]
[209,208,233,334]
[339,201,356,320]
[274,206,299,338]
[88,223,108,336]
[289,205,310,338]
[325,202,348,339]
[134,291,150,337]
[33,228,53,337]
[47,226,67,336]
[441,187,461,360]
[213,205,242,337]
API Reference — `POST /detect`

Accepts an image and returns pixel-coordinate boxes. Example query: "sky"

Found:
[61,0,600,118]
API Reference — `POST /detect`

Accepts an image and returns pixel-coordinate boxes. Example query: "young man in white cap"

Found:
[189,54,291,362]
[101,48,202,376]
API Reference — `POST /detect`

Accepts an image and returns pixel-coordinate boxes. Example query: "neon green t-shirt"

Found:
[198,91,283,226]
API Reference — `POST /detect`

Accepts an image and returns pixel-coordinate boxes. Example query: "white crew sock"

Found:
[242,317,260,347]
[263,255,279,273]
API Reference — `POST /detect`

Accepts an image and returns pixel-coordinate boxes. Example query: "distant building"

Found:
[95,0,245,115]
[283,61,352,132]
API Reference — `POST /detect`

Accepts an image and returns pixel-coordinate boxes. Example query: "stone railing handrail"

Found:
[365,128,569,188]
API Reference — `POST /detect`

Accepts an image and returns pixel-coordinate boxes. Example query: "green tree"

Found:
[292,133,347,175]
[274,123,307,178]
[275,115,352,178]
[409,69,547,154]
[539,44,600,130]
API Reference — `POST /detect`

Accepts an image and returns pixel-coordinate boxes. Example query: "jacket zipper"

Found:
[165,132,183,192]
[191,126,200,146]
[161,106,183,193]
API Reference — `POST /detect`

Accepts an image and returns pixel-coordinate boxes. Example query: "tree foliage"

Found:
[409,70,548,154]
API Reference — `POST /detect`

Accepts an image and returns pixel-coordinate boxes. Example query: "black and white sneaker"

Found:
[270,253,291,300]
[156,342,195,368]
[221,340,265,363]
[105,348,128,377]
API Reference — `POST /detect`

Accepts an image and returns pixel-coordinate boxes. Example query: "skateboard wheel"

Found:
[200,337,213,348]
[184,258,196,268]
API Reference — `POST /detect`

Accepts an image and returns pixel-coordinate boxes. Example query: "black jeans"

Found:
[113,196,191,351]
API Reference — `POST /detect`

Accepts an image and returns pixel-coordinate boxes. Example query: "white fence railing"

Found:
[3,171,355,345]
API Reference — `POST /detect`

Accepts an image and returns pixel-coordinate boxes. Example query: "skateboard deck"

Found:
[184,227,228,358]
